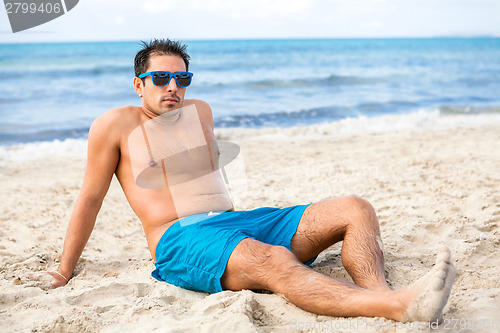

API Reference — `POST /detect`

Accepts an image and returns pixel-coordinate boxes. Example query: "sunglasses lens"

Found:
[175,72,192,87]
[152,72,171,86]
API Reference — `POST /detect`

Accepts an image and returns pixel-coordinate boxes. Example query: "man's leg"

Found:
[221,238,456,321]
[290,196,390,291]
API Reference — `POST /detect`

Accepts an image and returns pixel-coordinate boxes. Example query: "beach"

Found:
[1,121,499,332]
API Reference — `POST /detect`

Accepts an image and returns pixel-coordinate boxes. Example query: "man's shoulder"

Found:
[184,99,213,126]
[185,99,212,112]
[90,106,141,130]
[96,105,141,123]
[89,106,142,141]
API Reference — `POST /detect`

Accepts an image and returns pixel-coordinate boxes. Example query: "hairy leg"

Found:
[222,238,402,319]
[291,196,390,291]
[221,238,456,322]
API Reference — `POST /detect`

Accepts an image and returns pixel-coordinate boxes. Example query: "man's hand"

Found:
[47,271,70,288]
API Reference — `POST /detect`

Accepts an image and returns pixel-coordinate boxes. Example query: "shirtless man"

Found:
[48,39,456,322]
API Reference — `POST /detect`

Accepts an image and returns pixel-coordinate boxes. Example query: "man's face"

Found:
[137,54,188,116]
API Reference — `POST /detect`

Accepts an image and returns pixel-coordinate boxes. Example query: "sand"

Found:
[1,123,499,332]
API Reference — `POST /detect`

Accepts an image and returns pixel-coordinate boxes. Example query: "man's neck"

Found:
[141,107,182,125]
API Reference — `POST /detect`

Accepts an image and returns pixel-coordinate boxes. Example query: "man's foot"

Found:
[400,247,456,322]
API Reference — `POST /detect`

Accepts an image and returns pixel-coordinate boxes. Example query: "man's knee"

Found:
[349,196,380,227]
[266,245,298,265]
[251,244,299,275]
[334,196,378,228]
[254,245,303,289]
[342,195,375,213]
[223,240,301,291]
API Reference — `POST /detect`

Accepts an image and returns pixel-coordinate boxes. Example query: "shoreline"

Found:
[2,108,500,159]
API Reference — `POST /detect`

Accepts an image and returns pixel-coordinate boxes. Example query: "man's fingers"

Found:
[47,271,67,288]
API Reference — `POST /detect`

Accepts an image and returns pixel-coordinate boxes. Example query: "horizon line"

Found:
[1,34,499,45]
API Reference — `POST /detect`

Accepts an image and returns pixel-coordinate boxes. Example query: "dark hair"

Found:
[134,38,190,78]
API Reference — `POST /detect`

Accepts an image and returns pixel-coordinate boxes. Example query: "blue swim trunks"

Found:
[152,204,314,293]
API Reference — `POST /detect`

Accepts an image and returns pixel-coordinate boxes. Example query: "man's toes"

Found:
[432,273,446,291]
[438,266,447,280]
[429,262,449,291]
[446,263,457,286]
[436,247,451,264]
[435,261,448,274]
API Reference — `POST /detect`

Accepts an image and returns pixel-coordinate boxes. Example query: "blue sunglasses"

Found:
[138,71,193,87]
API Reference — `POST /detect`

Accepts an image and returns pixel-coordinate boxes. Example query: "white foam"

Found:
[2,108,500,164]
[217,108,500,140]
[330,108,500,134]
[326,108,500,134]
[0,138,87,166]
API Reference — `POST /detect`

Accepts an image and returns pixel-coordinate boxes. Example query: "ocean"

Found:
[1,38,500,149]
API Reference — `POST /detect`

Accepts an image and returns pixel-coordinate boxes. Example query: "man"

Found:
[48,39,455,322]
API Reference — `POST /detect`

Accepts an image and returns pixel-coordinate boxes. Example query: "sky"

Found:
[1,0,499,43]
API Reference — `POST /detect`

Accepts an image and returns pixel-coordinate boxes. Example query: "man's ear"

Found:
[133,77,144,97]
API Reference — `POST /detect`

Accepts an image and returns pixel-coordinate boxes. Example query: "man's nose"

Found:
[165,77,178,93]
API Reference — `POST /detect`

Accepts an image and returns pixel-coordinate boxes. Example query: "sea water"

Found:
[0,38,499,149]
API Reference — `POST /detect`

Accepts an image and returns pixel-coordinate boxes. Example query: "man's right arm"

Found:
[50,111,121,287]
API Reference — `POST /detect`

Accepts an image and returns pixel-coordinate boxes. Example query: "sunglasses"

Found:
[138,71,193,87]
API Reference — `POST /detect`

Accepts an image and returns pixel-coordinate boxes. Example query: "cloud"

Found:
[140,0,317,20]
[143,0,174,14]
[1,0,499,42]
[113,15,126,25]
[365,20,383,28]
